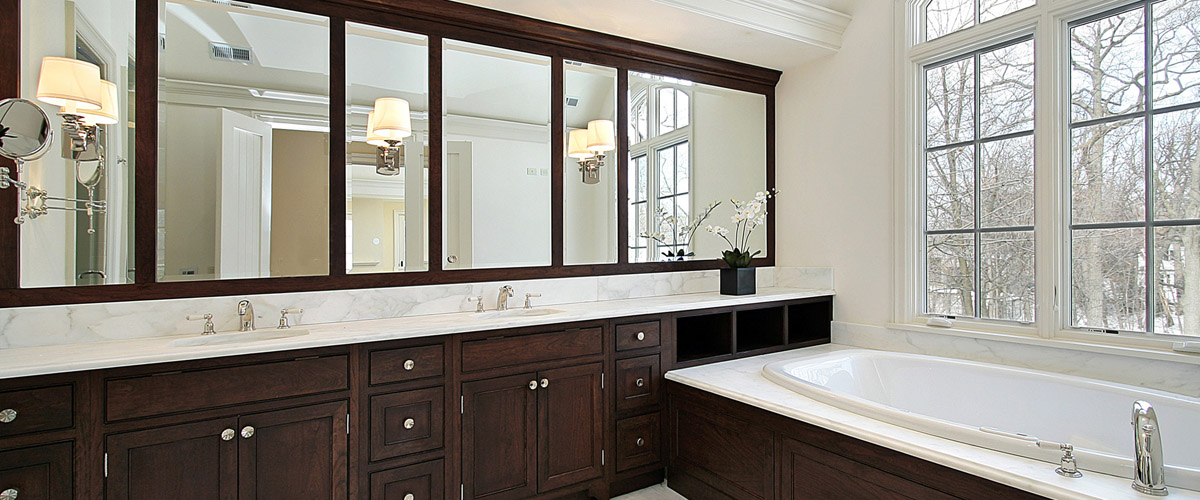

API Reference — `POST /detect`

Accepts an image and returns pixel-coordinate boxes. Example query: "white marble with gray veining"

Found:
[833,321,1200,397]
[667,346,1200,500]
[0,266,827,350]
[0,287,833,380]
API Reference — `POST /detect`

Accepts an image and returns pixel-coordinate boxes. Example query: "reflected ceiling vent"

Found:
[205,0,253,7]
[564,60,584,67]
[565,96,581,107]
[210,43,253,63]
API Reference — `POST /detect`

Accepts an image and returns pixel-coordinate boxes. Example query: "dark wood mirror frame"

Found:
[0,0,779,307]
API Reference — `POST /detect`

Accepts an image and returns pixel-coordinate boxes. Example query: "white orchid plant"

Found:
[641,201,722,260]
[705,189,776,268]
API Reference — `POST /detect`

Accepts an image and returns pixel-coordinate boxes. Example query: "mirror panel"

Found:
[442,40,551,270]
[17,0,136,288]
[157,1,330,281]
[345,23,429,274]
[563,61,618,266]
[626,72,767,263]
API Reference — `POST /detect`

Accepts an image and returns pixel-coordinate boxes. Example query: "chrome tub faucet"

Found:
[1132,400,1168,496]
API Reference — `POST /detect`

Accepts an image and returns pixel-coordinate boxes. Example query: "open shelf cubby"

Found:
[675,312,734,363]
[735,306,786,352]
[787,299,833,346]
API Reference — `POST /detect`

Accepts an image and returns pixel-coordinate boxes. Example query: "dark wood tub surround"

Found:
[0,297,838,499]
[0,0,781,307]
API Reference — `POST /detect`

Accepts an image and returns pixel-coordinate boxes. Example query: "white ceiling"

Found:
[451,0,855,71]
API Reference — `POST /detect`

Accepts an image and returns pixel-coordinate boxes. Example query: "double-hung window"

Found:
[628,85,692,262]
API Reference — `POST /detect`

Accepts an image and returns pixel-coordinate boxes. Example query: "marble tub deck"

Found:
[667,345,1200,500]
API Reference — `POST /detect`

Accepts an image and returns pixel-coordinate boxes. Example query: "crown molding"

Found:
[650,0,851,51]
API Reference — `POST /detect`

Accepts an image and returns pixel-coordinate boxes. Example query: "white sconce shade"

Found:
[371,97,412,140]
[36,57,103,112]
[586,119,616,153]
[365,111,390,147]
[568,129,593,159]
[77,79,119,125]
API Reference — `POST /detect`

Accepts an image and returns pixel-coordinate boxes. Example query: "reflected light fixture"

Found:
[367,97,413,176]
[568,119,615,184]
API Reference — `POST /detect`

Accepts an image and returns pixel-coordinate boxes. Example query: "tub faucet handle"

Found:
[1055,443,1082,478]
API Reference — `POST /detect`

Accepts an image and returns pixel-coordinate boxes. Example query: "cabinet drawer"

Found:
[616,354,660,412]
[615,321,661,351]
[370,387,445,461]
[106,355,348,421]
[0,442,73,500]
[370,345,444,385]
[616,412,661,472]
[0,385,73,438]
[461,328,602,372]
[370,459,444,500]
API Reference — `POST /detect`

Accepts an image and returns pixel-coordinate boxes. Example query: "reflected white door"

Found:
[217,109,273,279]
[393,210,406,272]
[444,141,472,269]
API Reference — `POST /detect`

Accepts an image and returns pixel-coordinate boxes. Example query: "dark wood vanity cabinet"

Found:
[0,442,73,500]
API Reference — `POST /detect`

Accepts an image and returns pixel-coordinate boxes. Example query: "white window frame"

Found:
[895,0,1197,353]
[628,85,695,260]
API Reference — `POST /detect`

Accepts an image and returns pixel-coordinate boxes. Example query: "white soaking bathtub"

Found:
[761,349,1200,491]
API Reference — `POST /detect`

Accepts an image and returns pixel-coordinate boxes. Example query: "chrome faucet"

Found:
[1131,400,1168,496]
[237,300,256,332]
[496,285,514,311]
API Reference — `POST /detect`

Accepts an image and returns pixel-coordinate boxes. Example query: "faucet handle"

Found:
[524,293,542,309]
[186,313,216,335]
[278,308,303,329]
[468,296,485,313]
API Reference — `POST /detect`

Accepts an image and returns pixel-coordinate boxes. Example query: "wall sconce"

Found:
[0,57,113,230]
[568,119,615,184]
[366,97,412,176]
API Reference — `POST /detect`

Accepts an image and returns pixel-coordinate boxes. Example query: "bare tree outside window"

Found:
[926,0,1036,40]
[925,38,1036,322]
[1069,0,1200,336]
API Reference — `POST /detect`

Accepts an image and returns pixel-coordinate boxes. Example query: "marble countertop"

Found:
[0,287,832,380]
[666,346,1200,500]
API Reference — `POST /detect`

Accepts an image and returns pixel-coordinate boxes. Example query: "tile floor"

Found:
[612,483,687,499]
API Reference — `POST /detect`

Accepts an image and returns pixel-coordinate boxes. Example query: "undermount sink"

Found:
[471,308,565,320]
[168,329,309,348]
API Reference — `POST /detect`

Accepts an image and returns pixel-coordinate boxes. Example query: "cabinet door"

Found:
[0,442,72,500]
[106,418,237,500]
[462,373,537,500]
[537,362,603,492]
[238,401,348,500]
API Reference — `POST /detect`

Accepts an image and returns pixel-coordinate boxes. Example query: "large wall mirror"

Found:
[564,61,618,266]
[345,23,429,274]
[442,40,552,270]
[157,0,330,282]
[626,71,768,263]
[17,0,136,288]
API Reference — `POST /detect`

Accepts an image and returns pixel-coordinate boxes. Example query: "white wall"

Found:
[774,1,896,326]
[691,87,768,259]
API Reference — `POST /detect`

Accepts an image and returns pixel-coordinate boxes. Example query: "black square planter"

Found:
[720,267,756,295]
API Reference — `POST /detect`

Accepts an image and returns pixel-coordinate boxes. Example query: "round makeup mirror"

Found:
[0,98,53,162]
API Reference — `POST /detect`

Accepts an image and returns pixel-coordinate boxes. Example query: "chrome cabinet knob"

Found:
[404,418,415,430]
[403,359,415,371]
[635,378,645,388]
[1,488,18,500]
[240,426,255,439]
[636,332,645,341]
[447,255,458,264]
[636,437,645,447]
[540,378,549,388]
[220,428,235,441]
[0,409,15,423]
[403,494,414,500]
[528,380,537,390]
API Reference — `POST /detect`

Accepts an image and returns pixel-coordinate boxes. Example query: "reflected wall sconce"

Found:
[568,119,615,184]
[367,97,412,176]
[0,57,113,230]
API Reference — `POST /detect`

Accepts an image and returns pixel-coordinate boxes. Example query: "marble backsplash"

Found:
[0,266,833,349]
[833,321,1200,398]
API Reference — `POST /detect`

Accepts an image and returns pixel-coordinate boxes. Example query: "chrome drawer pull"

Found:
[241,426,255,439]
[0,409,15,423]
[528,380,538,390]
[540,378,549,388]
[636,437,645,447]
[403,494,415,500]
[404,418,415,430]
[220,428,235,441]
[403,359,415,371]
[635,378,645,388]
[636,332,645,341]
[1,488,17,500]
